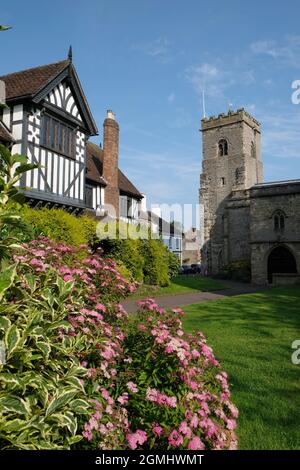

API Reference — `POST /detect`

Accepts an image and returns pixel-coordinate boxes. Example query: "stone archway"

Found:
[267,246,297,284]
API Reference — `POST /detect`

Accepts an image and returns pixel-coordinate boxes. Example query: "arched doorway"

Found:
[267,246,297,283]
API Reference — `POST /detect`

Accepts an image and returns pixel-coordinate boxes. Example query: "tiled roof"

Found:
[0,120,13,143]
[0,60,69,100]
[86,141,142,198]
[86,142,106,185]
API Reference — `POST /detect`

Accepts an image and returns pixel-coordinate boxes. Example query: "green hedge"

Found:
[99,237,144,282]
[139,239,170,286]
[20,207,179,286]
[21,206,97,248]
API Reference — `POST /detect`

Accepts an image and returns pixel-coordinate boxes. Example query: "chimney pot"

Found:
[107,110,115,120]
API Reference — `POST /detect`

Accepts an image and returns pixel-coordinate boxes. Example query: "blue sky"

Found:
[2,0,300,225]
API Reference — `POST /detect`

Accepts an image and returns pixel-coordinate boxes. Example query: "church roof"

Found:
[0,120,13,143]
[0,60,69,100]
[86,141,143,199]
[254,179,300,187]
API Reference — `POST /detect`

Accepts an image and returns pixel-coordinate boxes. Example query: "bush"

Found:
[21,207,86,247]
[78,213,98,247]
[115,299,239,450]
[97,221,175,286]
[216,259,251,283]
[99,237,144,283]
[167,250,180,279]
[139,239,170,286]
[0,238,134,449]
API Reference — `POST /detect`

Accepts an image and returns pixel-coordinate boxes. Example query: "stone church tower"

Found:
[200,108,263,273]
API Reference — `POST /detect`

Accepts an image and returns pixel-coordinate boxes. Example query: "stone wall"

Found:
[250,181,300,284]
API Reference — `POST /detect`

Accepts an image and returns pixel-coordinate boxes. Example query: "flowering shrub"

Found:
[116,299,238,450]
[0,238,134,449]
[14,236,136,305]
[0,236,238,450]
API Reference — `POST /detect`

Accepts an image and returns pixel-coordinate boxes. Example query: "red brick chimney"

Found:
[103,110,119,216]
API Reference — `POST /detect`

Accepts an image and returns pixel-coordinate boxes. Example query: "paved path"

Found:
[122,280,269,313]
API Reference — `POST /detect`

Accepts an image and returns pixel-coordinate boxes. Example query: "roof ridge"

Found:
[0,59,69,80]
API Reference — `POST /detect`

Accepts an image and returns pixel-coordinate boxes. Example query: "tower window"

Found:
[221,177,226,186]
[218,139,228,156]
[273,210,285,231]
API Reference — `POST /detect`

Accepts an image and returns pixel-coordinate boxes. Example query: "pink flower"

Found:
[226,419,237,430]
[191,349,201,359]
[87,368,97,378]
[168,430,184,447]
[179,421,192,438]
[118,393,129,405]
[152,424,163,436]
[95,303,106,312]
[126,430,148,450]
[227,402,239,418]
[127,381,138,393]
[83,430,93,441]
[190,414,199,429]
[188,436,205,450]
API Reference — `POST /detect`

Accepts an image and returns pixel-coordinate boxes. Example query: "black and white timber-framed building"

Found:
[0,49,143,219]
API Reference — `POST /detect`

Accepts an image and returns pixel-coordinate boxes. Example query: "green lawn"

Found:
[129,275,228,300]
[182,287,300,450]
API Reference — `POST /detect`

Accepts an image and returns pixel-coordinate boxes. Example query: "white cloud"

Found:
[132,37,171,62]
[254,107,300,162]
[185,62,231,98]
[251,36,300,68]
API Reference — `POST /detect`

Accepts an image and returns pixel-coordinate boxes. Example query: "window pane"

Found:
[42,115,75,158]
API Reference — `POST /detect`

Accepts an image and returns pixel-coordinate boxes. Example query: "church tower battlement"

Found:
[199,108,263,273]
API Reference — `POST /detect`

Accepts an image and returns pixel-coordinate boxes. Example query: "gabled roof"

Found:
[0,120,13,143]
[86,141,143,199]
[0,59,98,136]
[0,60,69,100]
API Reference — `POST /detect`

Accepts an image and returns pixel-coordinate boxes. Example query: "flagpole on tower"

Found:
[202,89,206,119]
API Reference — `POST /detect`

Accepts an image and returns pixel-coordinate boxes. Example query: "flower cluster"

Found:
[14,236,136,307]
[119,299,239,450]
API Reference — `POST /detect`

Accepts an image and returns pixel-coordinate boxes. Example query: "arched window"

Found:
[218,139,228,156]
[273,210,285,231]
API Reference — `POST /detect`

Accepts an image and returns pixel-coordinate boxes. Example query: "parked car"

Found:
[191,263,202,274]
[179,264,192,274]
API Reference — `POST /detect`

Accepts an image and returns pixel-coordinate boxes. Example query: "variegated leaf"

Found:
[0,395,31,415]
[45,390,77,416]
[5,324,21,358]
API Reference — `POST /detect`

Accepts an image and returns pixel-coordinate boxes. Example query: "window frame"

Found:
[41,113,76,159]
[218,139,228,156]
[273,210,286,232]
